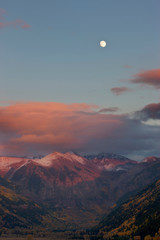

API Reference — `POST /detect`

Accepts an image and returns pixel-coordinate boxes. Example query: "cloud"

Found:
[0,19,31,29]
[124,64,132,69]
[0,102,103,155]
[142,119,160,126]
[99,107,119,113]
[130,69,160,89]
[0,102,159,158]
[21,23,31,29]
[0,9,30,29]
[134,103,160,121]
[111,87,131,96]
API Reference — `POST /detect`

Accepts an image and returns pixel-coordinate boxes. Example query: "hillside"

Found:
[94,178,160,239]
[0,177,68,233]
[0,177,43,229]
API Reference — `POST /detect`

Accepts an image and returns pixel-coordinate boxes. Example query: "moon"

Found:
[100,40,106,48]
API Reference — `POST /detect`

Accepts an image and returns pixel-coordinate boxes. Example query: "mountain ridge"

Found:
[0,151,160,231]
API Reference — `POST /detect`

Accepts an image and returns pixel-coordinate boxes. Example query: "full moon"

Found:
[100,40,106,48]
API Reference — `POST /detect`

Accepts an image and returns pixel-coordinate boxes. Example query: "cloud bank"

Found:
[0,102,159,159]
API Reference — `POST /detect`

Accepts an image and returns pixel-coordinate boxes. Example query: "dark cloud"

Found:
[99,107,119,113]
[134,103,160,121]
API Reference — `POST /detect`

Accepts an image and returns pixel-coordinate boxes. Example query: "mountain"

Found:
[85,152,136,171]
[1,151,138,203]
[0,156,29,177]
[93,178,160,239]
[5,151,100,189]
[0,151,160,230]
[142,156,160,163]
[85,152,131,161]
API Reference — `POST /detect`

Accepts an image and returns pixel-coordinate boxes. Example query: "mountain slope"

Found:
[0,177,44,229]
[85,152,136,171]
[0,176,71,232]
[0,156,29,177]
[95,178,160,239]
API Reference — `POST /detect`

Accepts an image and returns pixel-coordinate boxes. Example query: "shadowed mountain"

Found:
[85,152,136,171]
[93,177,160,239]
[0,176,74,231]
[0,176,46,229]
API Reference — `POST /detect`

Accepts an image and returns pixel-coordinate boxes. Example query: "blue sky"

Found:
[0,0,160,158]
[0,0,159,111]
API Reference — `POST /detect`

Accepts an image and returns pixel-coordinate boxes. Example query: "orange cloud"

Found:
[111,87,131,96]
[130,69,160,89]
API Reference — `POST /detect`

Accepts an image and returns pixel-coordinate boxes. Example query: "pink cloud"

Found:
[0,19,31,29]
[21,23,31,29]
[130,69,160,89]
[0,102,123,155]
[0,9,30,29]
[0,22,5,28]
[0,102,159,157]
[111,87,131,96]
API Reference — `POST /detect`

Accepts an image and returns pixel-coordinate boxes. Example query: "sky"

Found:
[0,0,160,160]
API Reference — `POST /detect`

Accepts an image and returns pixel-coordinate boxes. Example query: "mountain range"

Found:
[0,151,160,237]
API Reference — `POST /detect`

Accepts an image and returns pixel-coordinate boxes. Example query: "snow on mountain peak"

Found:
[0,156,29,176]
[143,156,159,163]
[33,151,85,167]
[64,152,85,164]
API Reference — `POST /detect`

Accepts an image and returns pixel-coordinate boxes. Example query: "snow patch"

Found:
[64,152,85,164]
[0,157,28,168]
[33,152,85,167]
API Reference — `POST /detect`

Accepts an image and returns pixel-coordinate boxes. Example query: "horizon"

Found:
[0,149,159,162]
